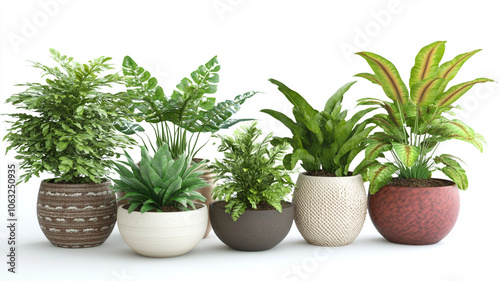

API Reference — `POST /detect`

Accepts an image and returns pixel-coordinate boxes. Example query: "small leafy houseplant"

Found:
[354,40,492,194]
[117,55,257,159]
[3,49,135,248]
[261,79,375,176]
[355,41,493,245]
[5,49,135,184]
[112,144,209,257]
[211,122,294,221]
[261,79,372,247]
[208,122,295,251]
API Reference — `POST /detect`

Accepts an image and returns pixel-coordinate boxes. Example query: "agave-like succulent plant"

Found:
[354,41,493,194]
[112,145,208,213]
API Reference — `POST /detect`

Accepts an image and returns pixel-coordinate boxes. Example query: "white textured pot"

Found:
[294,173,367,247]
[117,203,208,257]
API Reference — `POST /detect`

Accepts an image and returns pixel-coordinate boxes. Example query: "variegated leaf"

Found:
[436,49,481,93]
[429,119,485,152]
[441,166,468,190]
[354,73,382,86]
[367,163,398,194]
[392,142,421,167]
[356,52,409,104]
[435,78,493,107]
[410,77,446,107]
[434,154,465,171]
[437,49,481,81]
[365,141,392,160]
[410,41,446,87]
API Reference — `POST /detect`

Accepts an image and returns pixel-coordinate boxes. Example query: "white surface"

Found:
[1,0,499,280]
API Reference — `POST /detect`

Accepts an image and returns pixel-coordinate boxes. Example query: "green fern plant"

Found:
[116,56,257,159]
[4,49,135,184]
[210,122,294,221]
[354,41,493,194]
[112,145,208,213]
[261,79,375,176]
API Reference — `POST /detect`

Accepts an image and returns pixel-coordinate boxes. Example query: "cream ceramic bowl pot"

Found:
[117,203,208,257]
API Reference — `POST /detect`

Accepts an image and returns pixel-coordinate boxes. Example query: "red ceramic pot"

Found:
[368,179,460,245]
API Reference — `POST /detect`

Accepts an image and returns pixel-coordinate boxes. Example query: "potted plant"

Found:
[354,41,493,245]
[112,145,208,258]
[116,56,258,237]
[3,49,135,248]
[261,79,375,247]
[209,122,295,251]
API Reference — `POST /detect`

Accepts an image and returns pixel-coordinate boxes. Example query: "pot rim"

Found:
[298,172,362,180]
[381,178,456,189]
[209,200,294,211]
[119,202,207,215]
[41,178,111,188]
[192,158,211,163]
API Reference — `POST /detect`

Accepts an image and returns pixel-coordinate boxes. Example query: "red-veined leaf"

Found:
[367,163,398,194]
[354,73,382,86]
[392,142,421,167]
[356,52,409,104]
[409,41,446,87]
[435,78,493,107]
[410,77,446,107]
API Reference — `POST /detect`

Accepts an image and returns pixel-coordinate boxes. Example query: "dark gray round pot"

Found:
[209,201,294,251]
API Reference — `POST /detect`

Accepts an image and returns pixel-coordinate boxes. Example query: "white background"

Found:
[1,0,499,280]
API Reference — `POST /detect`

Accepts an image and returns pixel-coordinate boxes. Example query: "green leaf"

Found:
[410,77,446,107]
[392,142,421,167]
[270,79,324,143]
[290,148,316,171]
[429,119,485,152]
[367,163,398,194]
[324,81,356,114]
[435,154,468,190]
[365,141,392,160]
[56,141,69,152]
[127,202,141,213]
[334,126,375,165]
[435,78,494,107]
[269,79,317,119]
[439,166,468,190]
[354,73,382,86]
[437,49,481,81]
[356,51,409,104]
[409,41,446,87]
[260,109,298,133]
[140,202,158,213]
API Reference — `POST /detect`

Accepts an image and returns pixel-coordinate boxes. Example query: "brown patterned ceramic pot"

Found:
[210,201,294,251]
[368,179,460,245]
[37,179,117,248]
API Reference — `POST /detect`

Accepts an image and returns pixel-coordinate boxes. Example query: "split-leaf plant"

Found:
[354,41,493,194]
[112,144,208,213]
[116,56,257,159]
[4,49,135,184]
[261,79,375,176]
[210,122,294,221]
